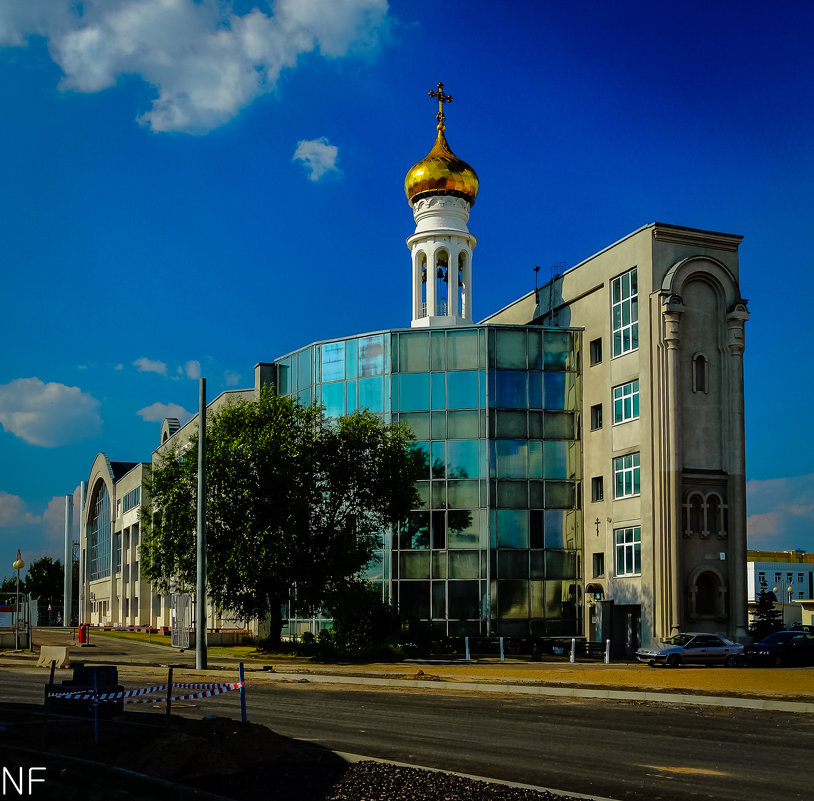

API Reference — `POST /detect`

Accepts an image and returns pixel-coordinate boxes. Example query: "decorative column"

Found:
[662,295,686,635]
[726,303,750,639]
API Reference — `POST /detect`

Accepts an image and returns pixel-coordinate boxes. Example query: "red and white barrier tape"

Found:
[125,682,244,704]
[47,681,243,702]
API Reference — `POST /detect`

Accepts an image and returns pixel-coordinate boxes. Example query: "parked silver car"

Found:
[636,632,744,667]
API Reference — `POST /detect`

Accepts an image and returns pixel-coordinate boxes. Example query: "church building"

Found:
[77,84,749,653]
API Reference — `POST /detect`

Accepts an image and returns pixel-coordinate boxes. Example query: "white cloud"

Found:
[293,136,341,181]
[134,356,167,375]
[185,360,201,380]
[747,473,814,551]
[137,402,194,425]
[0,492,38,527]
[224,370,241,387]
[0,0,390,134]
[0,378,102,447]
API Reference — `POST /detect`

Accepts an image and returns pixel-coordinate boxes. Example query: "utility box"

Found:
[45,663,124,717]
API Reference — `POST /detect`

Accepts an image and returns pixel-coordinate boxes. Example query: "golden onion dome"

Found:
[405,128,479,207]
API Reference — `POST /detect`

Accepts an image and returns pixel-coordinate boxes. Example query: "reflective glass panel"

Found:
[432,552,447,579]
[528,441,543,479]
[496,329,527,369]
[447,440,481,479]
[543,441,567,479]
[496,509,528,548]
[359,334,385,377]
[447,409,479,438]
[498,580,528,618]
[297,348,311,390]
[546,481,575,509]
[400,512,430,550]
[447,329,479,369]
[544,510,565,548]
[431,411,446,439]
[321,341,345,382]
[346,381,357,413]
[321,382,344,418]
[494,440,527,478]
[448,580,480,619]
[498,480,528,508]
[544,412,574,439]
[449,550,479,579]
[431,331,446,371]
[529,372,543,409]
[409,442,431,479]
[447,480,479,508]
[545,550,577,579]
[400,552,430,578]
[431,372,445,410]
[400,412,430,440]
[345,339,358,378]
[447,370,479,409]
[432,441,446,478]
[399,373,430,411]
[543,372,566,409]
[447,513,481,548]
[498,550,529,579]
[492,371,527,408]
[358,377,383,412]
[528,330,543,370]
[399,331,429,372]
[543,330,572,370]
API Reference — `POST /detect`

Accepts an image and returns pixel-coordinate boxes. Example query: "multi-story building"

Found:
[78,86,750,653]
[747,549,814,628]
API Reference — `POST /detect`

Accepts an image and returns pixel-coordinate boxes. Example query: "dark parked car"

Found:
[636,632,744,667]
[744,630,814,667]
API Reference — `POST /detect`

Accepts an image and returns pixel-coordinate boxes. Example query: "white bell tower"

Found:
[404,83,479,328]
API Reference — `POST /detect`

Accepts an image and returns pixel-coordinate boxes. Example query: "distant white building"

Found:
[746,550,814,628]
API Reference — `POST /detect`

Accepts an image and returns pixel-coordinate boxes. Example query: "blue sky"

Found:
[0,0,812,573]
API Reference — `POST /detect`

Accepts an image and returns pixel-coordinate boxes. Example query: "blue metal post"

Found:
[239,661,246,722]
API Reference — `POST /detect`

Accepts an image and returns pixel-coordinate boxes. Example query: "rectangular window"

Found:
[591,476,604,502]
[799,573,804,584]
[611,268,638,357]
[589,338,602,366]
[613,379,639,424]
[775,572,781,583]
[615,526,641,576]
[590,403,603,431]
[613,452,640,498]
[592,552,605,578]
[787,572,793,583]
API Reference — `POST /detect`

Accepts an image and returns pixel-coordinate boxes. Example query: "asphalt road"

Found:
[2,660,813,801]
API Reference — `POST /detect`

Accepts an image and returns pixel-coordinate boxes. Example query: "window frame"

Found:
[590,403,603,431]
[611,267,639,358]
[615,526,641,576]
[612,379,639,425]
[613,452,641,499]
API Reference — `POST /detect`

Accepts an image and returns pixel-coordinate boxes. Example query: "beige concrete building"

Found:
[485,223,749,649]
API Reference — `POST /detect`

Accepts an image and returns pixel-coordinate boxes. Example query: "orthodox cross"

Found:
[429,82,453,129]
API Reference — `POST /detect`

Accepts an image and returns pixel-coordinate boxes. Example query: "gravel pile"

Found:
[327,761,587,801]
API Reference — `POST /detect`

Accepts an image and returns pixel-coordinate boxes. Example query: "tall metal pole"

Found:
[78,481,87,624]
[196,378,207,670]
[63,494,73,627]
[13,550,24,651]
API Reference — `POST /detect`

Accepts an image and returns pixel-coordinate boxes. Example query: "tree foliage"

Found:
[141,388,419,645]
[23,557,64,601]
[751,579,784,641]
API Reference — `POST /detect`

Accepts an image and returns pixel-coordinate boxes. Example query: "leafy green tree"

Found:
[141,388,419,646]
[326,579,401,650]
[24,557,64,601]
[751,579,783,641]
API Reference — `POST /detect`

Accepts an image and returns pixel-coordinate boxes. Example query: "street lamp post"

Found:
[12,550,25,651]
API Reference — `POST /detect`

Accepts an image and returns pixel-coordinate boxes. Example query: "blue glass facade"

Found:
[275,324,582,637]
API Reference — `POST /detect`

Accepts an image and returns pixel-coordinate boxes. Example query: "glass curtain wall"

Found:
[274,325,582,638]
